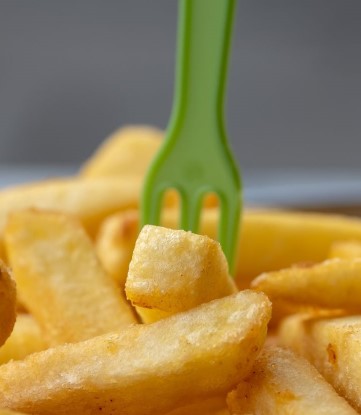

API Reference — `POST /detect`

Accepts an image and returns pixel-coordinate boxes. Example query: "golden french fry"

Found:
[96,208,361,290]
[0,410,28,415]
[80,125,163,178]
[252,258,361,311]
[126,225,236,323]
[0,261,16,347]
[4,210,136,345]
[0,290,271,415]
[0,314,47,365]
[278,314,361,412]
[329,240,361,259]
[0,176,141,241]
[227,346,357,415]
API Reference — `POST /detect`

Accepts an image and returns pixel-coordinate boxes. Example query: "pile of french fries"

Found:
[1,125,361,414]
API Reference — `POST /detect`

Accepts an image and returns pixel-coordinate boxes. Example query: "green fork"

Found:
[141,0,242,274]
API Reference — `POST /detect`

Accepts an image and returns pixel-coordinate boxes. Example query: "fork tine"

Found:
[179,191,203,233]
[218,194,242,275]
[141,184,163,228]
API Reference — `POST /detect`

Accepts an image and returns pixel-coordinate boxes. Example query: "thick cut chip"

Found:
[0,314,47,364]
[278,314,361,412]
[0,291,271,415]
[0,261,16,347]
[126,225,236,323]
[80,125,163,178]
[252,258,361,310]
[4,210,136,345]
[329,240,361,259]
[0,176,141,242]
[227,346,357,415]
[96,208,361,290]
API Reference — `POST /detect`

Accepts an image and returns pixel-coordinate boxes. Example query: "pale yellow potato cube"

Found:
[0,290,271,415]
[227,346,357,414]
[126,225,236,322]
[4,210,136,345]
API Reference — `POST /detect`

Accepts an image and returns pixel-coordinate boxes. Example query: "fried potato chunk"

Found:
[0,315,47,364]
[4,210,136,345]
[0,410,28,415]
[80,125,163,178]
[252,258,361,311]
[329,240,361,259]
[0,291,271,415]
[227,346,357,414]
[0,261,16,347]
[96,208,361,290]
[126,225,236,323]
[278,314,361,411]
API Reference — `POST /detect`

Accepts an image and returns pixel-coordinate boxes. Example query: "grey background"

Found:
[1,0,361,169]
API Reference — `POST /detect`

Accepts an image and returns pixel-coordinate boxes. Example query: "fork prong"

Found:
[218,194,242,275]
[141,184,163,228]
[179,191,203,233]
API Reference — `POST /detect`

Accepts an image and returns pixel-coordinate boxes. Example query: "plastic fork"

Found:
[141,0,242,274]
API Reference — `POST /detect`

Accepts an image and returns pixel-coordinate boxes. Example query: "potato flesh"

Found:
[227,346,357,414]
[252,258,361,310]
[278,314,361,412]
[4,210,136,345]
[0,261,16,347]
[0,291,271,415]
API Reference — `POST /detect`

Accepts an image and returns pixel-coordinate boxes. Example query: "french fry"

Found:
[0,261,16,347]
[0,290,271,415]
[329,240,361,259]
[126,225,236,323]
[80,125,163,178]
[252,258,361,311]
[227,346,357,414]
[4,210,136,345]
[0,176,141,242]
[0,314,47,364]
[278,314,361,412]
[96,208,361,290]
[0,410,28,415]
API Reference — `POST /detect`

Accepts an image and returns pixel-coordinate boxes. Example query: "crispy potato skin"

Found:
[0,291,270,415]
[4,210,136,345]
[278,314,361,412]
[0,261,16,347]
[227,346,357,415]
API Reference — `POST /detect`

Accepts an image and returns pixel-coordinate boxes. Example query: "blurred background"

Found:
[1,0,361,207]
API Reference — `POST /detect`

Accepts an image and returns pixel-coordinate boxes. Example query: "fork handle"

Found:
[170,0,236,138]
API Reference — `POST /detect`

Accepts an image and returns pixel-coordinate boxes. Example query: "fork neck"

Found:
[169,0,236,136]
